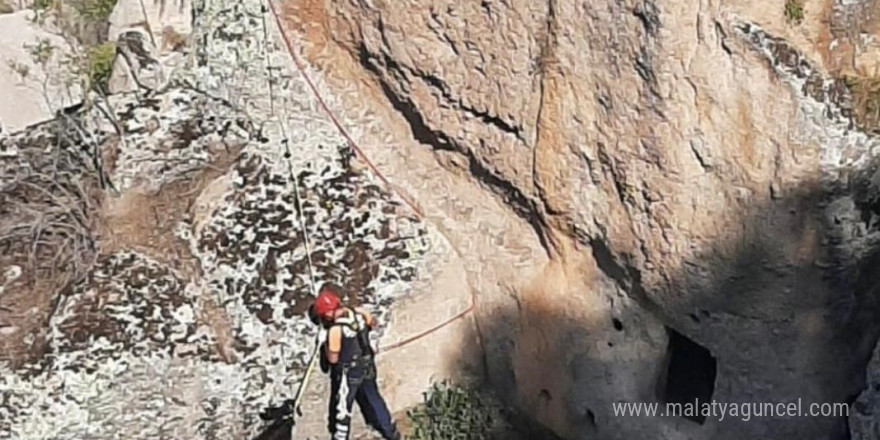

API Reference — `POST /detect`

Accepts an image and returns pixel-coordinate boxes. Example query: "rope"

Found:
[265,0,477,355]
[257,2,319,299]
[256,2,322,424]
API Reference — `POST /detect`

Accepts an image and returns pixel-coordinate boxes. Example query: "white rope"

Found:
[258,0,319,299]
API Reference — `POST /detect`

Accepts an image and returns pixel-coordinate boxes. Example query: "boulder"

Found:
[107,29,169,93]
[107,0,192,55]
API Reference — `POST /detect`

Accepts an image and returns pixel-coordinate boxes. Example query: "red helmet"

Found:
[313,285,341,318]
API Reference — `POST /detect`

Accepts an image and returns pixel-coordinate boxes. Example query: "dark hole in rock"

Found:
[539,389,552,402]
[689,313,700,324]
[585,408,597,429]
[658,327,717,425]
[607,341,614,347]
[612,318,624,331]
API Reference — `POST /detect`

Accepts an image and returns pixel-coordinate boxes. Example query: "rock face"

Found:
[107,0,192,52]
[852,343,880,440]
[4,0,880,439]
[279,0,880,439]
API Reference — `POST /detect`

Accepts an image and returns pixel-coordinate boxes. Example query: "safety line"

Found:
[265,0,477,355]
[257,2,319,299]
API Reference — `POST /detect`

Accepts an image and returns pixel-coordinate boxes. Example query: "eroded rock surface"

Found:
[280,0,880,439]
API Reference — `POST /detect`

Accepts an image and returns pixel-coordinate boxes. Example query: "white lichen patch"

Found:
[733,20,880,276]
[49,252,216,366]
[0,252,226,440]
[733,20,880,187]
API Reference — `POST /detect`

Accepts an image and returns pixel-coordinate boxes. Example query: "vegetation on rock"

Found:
[784,0,804,25]
[84,41,116,92]
[70,0,116,22]
[22,0,120,96]
[406,380,499,440]
[31,0,117,24]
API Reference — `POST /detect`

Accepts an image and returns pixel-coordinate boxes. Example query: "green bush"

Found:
[86,41,116,92]
[71,0,117,22]
[406,380,497,440]
[784,0,804,24]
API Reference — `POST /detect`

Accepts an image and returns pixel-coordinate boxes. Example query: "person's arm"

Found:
[325,325,342,364]
[354,307,376,329]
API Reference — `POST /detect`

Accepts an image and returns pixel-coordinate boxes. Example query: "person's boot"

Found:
[384,422,402,440]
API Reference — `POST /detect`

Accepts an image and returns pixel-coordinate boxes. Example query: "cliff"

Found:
[280,0,880,439]
[2,0,880,439]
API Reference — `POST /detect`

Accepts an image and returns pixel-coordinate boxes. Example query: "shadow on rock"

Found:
[251,400,297,440]
[453,161,880,440]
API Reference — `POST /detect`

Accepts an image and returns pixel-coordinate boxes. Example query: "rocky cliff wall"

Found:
[279,0,880,439]
[3,0,880,439]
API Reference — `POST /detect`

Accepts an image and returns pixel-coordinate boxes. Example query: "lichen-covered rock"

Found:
[108,29,172,93]
[0,0,448,438]
[852,341,880,440]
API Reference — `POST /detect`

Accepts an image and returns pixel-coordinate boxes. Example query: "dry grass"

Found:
[845,73,880,133]
[0,150,103,290]
[0,115,109,367]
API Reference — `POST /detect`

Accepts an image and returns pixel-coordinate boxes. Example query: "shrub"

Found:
[25,38,56,66]
[785,0,805,25]
[86,41,117,93]
[406,380,497,440]
[71,0,117,22]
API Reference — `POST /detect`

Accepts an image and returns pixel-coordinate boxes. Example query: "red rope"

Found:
[266,0,475,355]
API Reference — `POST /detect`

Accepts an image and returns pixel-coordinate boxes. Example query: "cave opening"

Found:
[658,327,718,424]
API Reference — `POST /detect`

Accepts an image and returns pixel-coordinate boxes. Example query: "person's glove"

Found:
[307,304,321,326]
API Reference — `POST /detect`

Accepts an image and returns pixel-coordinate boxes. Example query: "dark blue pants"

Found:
[328,363,398,440]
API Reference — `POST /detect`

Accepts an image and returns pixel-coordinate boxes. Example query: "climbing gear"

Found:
[330,308,375,370]
[326,309,397,440]
[314,290,341,318]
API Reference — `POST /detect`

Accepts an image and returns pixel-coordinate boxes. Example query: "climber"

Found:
[309,282,401,440]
